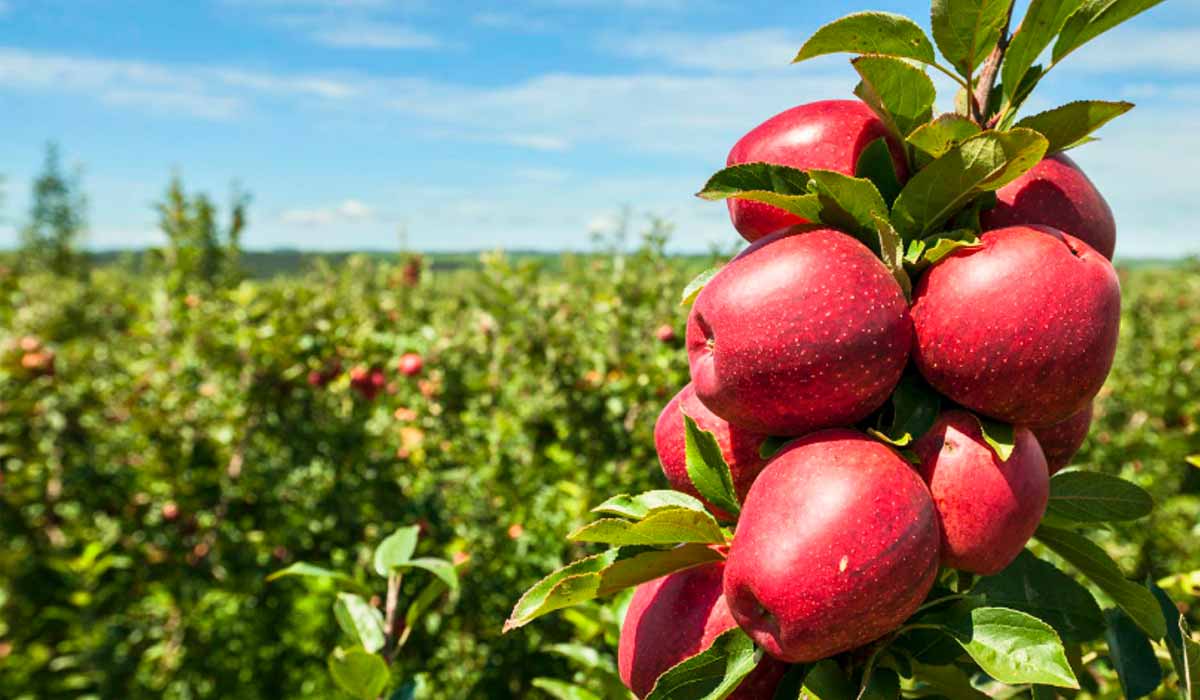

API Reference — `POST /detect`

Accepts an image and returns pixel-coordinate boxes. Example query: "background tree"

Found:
[19,143,87,277]
[154,175,249,292]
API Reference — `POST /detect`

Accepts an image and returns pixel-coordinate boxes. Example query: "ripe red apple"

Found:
[655,324,677,344]
[1032,402,1094,475]
[398,353,424,377]
[619,562,787,699]
[723,430,940,663]
[350,365,386,400]
[726,100,907,242]
[914,410,1049,575]
[981,154,1116,259]
[687,228,912,436]
[911,225,1120,426]
[654,383,768,519]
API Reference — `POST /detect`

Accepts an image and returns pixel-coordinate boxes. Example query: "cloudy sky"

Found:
[0,0,1196,257]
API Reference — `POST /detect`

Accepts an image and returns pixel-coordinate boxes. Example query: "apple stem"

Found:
[971,3,1017,127]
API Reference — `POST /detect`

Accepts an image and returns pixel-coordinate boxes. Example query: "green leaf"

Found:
[793,12,936,64]
[906,230,982,271]
[1015,100,1134,153]
[403,577,449,638]
[860,668,900,700]
[1187,455,1200,469]
[398,557,458,590]
[504,544,724,631]
[328,646,390,700]
[873,372,940,447]
[906,115,981,167]
[697,162,811,200]
[1034,525,1167,639]
[568,507,725,546]
[942,606,1078,687]
[1052,0,1166,64]
[758,436,793,460]
[852,56,937,139]
[1002,0,1084,102]
[931,0,1015,79]
[890,129,1048,239]
[684,415,741,519]
[771,664,812,700]
[804,169,890,244]
[373,525,421,577]
[334,592,387,654]
[1104,607,1163,699]
[1149,581,1200,699]
[873,216,911,299]
[266,562,360,588]
[592,490,708,520]
[801,659,855,699]
[973,550,1105,641]
[545,643,608,671]
[681,267,720,307]
[1045,471,1154,522]
[532,678,601,700]
[855,138,903,206]
[975,415,1015,461]
[646,627,761,700]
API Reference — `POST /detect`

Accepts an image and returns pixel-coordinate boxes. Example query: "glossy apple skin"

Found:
[726,100,908,242]
[619,562,787,699]
[915,411,1049,575]
[723,430,940,663]
[1032,402,1094,475]
[654,383,769,520]
[982,154,1116,259]
[911,225,1120,426]
[687,228,912,436]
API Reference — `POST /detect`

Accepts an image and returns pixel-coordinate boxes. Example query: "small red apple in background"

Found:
[723,430,940,663]
[726,100,908,242]
[911,225,1120,426]
[1033,402,1095,475]
[982,154,1116,259]
[308,358,342,388]
[398,353,424,377]
[654,324,676,344]
[619,562,787,699]
[21,349,56,377]
[654,383,768,519]
[161,501,180,522]
[350,365,386,400]
[687,228,912,436]
[914,411,1049,575]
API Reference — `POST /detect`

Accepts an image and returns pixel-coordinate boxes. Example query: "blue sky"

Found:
[0,0,1197,257]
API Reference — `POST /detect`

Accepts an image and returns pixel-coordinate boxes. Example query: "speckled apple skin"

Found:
[618,562,787,699]
[911,225,1120,427]
[1032,402,1095,475]
[654,383,769,520]
[722,430,940,663]
[687,228,912,436]
[982,154,1117,260]
[915,410,1049,575]
[726,100,909,242]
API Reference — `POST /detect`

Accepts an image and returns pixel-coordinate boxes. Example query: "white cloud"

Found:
[471,11,553,33]
[601,29,801,72]
[1057,28,1200,73]
[498,134,572,151]
[306,21,441,50]
[280,199,375,227]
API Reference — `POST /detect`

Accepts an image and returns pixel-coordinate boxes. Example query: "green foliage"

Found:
[19,143,87,277]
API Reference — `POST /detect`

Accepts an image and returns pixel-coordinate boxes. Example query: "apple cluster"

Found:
[619,100,1121,697]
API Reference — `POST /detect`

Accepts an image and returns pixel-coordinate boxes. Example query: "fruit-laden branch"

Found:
[972,1,1018,126]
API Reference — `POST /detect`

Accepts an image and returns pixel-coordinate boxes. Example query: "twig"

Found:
[972,2,1018,126]
[382,572,404,665]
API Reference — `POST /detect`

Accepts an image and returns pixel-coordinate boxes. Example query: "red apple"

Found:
[619,562,787,699]
[981,154,1116,259]
[1032,402,1094,475]
[726,100,907,242]
[914,410,1049,575]
[723,430,940,663]
[654,383,768,519]
[911,225,1120,426]
[350,365,385,400]
[687,228,912,436]
[398,353,424,376]
[655,324,676,344]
